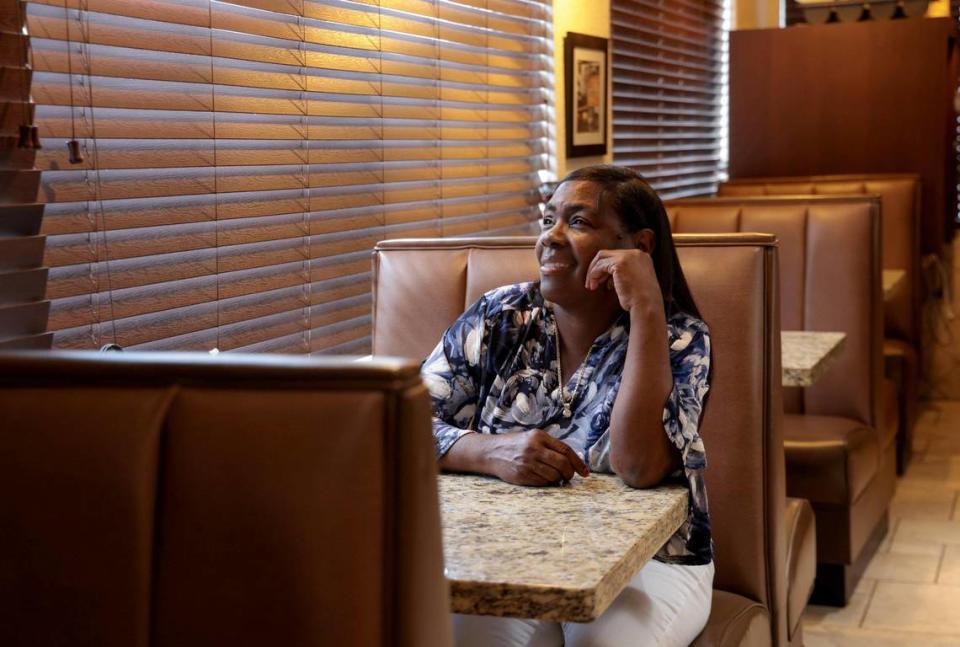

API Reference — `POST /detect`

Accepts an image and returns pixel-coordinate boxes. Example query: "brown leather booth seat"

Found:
[667,196,895,605]
[0,353,451,647]
[719,175,922,473]
[373,235,791,646]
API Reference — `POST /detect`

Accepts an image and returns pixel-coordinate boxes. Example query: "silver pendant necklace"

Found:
[554,323,589,418]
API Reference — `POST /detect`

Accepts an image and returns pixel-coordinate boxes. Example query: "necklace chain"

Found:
[554,323,588,418]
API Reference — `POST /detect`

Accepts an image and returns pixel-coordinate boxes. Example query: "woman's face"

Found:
[536,180,637,306]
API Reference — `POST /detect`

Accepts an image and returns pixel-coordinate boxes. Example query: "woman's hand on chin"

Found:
[487,430,590,486]
[585,249,664,314]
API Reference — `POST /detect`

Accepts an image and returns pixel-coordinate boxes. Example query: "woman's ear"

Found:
[633,228,655,254]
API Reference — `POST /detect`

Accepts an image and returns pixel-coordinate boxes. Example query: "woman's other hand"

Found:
[487,430,590,486]
[585,249,664,314]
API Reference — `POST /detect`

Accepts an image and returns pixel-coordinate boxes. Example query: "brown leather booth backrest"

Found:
[372,234,788,646]
[0,353,451,647]
[719,174,920,346]
[667,196,883,430]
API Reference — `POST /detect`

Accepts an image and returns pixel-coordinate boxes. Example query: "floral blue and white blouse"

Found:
[422,281,712,565]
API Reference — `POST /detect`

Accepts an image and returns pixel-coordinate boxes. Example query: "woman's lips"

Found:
[540,261,573,275]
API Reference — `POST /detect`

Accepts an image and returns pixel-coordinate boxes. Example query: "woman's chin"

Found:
[540,275,585,305]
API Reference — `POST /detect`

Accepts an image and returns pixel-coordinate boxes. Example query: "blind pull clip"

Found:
[17,125,41,150]
[68,139,84,164]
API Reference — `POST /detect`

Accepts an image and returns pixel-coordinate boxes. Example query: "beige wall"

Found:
[928,0,950,16]
[552,0,614,178]
[734,0,781,29]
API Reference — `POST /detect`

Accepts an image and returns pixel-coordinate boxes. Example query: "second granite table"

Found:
[781,330,846,387]
[883,269,906,301]
[438,473,689,622]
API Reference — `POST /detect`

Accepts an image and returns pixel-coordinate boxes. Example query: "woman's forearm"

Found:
[608,304,679,488]
[439,431,495,475]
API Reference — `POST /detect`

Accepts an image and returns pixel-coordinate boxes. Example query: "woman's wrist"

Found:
[628,300,666,325]
[440,431,499,477]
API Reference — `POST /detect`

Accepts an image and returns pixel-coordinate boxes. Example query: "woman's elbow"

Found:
[611,457,670,489]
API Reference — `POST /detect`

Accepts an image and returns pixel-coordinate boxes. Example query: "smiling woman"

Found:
[421,165,714,646]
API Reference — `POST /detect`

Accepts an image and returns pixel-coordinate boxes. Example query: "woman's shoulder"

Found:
[667,311,710,354]
[668,310,708,333]
[479,281,543,315]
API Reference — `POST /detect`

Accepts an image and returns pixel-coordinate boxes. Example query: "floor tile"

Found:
[853,576,876,596]
[915,406,942,428]
[863,550,940,583]
[884,538,945,557]
[939,544,960,586]
[862,581,960,634]
[917,404,942,422]
[895,519,960,545]
[900,457,960,488]
[889,483,957,520]
[926,439,960,459]
[913,435,932,455]
[805,625,960,646]
[804,590,871,628]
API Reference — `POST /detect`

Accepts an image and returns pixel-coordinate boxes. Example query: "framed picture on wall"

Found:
[564,32,608,158]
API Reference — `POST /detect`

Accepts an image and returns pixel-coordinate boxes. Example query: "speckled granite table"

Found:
[438,473,689,622]
[883,269,906,301]
[781,331,846,387]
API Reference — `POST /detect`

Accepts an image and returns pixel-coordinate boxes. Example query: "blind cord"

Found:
[62,0,81,162]
[297,0,312,354]
[208,0,221,354]
[79,0,118,346]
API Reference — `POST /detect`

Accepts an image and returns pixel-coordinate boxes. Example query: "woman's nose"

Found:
[542,220,567,246]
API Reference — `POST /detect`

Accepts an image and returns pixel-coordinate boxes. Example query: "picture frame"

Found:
[564,32,609,158]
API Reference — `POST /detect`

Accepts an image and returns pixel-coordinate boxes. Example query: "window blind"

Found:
[610,0,728,199]
[28,0,553,354]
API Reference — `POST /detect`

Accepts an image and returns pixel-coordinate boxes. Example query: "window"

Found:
[29,0,553,353]
[610,0,729,198]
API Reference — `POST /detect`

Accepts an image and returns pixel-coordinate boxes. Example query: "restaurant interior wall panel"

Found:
[27,0,553,352]
[729,17,959,255]
[611,0,727,199]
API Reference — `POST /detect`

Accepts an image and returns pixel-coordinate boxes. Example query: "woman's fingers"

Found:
[525,459,564,485]
[540,433,590,477]
[536,446,577,482]
[585,252,615,291]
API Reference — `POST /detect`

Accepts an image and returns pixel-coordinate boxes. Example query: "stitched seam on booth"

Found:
[372,251,381,355]
[719,604,766,644]
[148,384,181,646]
[382,388,399,647]
[764,244,786,645]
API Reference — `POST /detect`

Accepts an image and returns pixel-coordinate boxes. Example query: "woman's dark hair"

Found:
[557,165,701,319]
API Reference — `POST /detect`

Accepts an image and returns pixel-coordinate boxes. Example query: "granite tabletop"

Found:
[883,269,906,301]
[781,330,846,387]
[438,473,689,622]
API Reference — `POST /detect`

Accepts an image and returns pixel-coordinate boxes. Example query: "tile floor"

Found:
[802,400,960,645]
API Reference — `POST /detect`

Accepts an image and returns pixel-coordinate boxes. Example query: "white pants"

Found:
[452,560,714,647]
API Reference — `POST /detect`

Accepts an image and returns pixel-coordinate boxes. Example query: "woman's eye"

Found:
[540,217,554,228]
[570,216,587,227]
